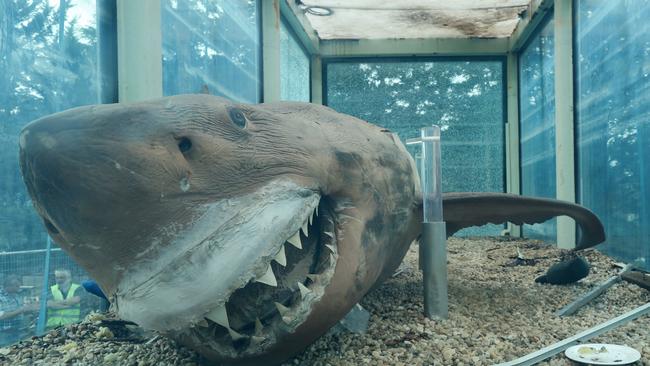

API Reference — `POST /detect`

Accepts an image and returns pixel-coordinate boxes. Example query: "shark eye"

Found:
[228,108,247,128]
[177,137,192,153]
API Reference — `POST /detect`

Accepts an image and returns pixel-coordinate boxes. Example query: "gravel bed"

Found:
[2,237,648,365]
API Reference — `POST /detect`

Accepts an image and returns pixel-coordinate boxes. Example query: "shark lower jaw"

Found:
[158,195,340,358]
[186,196,339,357]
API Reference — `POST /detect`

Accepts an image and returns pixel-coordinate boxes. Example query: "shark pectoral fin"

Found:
[441,192,606,249]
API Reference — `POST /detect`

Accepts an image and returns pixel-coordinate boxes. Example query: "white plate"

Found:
[565,343,641,365]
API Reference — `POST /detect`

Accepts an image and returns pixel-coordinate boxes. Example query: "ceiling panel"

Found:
[297,0,531,39]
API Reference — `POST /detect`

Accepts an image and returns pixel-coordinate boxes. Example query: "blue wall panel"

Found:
[280,19,310,102]
[162,0,261,103]
[575,0,650,268]
[518,17,557,242]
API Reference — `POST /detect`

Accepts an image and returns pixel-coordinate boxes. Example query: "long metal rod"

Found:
[495,302,650,366]
[0,248,63,256]
[556,275,622,317]
[556,260,642,317]
[36,236,53,335]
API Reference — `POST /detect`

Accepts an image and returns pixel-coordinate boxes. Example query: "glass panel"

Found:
[0,0,114,345]
[280,19,310,102]
[326,60,505,236]
[162,0,261,103]
[518,17,557,242]
[576,0,650,270]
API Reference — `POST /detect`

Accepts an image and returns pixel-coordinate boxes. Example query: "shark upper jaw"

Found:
[111,180,339,356]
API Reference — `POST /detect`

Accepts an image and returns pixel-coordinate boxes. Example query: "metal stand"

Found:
[422,222,448,319]
[409,125,448,320]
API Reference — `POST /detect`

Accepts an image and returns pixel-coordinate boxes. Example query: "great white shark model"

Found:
[19,95,604,364]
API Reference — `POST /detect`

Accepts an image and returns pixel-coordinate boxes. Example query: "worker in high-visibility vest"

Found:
[46,269,81,330]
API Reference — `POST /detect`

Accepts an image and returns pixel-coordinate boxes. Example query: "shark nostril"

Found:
[177,137,192,154]
[44,219,59,234]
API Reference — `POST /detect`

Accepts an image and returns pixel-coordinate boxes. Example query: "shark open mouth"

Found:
[187,196,338,357]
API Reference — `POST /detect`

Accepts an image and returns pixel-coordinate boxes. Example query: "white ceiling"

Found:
[297,0,532,40]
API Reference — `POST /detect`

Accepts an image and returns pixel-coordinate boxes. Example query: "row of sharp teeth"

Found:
[202,204,335,342]
[256,205,318,286]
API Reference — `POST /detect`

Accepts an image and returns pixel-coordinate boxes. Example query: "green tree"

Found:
[0,0,99,251]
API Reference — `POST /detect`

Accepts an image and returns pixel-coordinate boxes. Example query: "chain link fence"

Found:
[0,240,104,347]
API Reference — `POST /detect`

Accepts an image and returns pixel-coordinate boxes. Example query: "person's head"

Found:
[3,275,21,294]
[54,269,72,287]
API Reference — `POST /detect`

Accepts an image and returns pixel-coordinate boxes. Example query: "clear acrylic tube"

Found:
[421,126,443,222]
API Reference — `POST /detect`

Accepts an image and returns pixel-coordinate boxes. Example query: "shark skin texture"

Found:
[18,95,605,365]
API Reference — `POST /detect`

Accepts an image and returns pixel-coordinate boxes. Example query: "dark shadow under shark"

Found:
[18,95,604,365]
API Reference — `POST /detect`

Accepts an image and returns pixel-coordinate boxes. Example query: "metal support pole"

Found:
[409,126,448,320]
[506,52,521,237]
[36,236,52,335]
[422,222,448,319]
[262,0,281,102]
[554,0,576,249]
[116,0,162,102]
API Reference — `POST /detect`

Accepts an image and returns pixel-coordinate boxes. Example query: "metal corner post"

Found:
[310,55,323,104]
[506,52,522,237]
[554,0,576,249]
[262,0,281,102]
[116,0,162,102]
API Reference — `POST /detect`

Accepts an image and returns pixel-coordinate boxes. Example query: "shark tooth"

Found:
[287,231,302,249]
[329,252,337,265]
[282,315,293,324]
[254,318,264,335]
[324,231,335,239]
[301,220,309,236]
[205,304,229,328]
[325,244,336,253]
[274,302,290,316]
[228,328,246,341]
[315,204,319,217]
[297,282,311,298]
[309,211,313,226]
[274,245,287,267]
[255,264,278,287]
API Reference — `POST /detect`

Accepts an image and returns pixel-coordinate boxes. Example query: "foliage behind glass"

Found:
[326,60,505,236]
[162,0,261,102]
[576,0,650,269]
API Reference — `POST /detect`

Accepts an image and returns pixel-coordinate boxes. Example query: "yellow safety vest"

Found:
[46,283,81,329]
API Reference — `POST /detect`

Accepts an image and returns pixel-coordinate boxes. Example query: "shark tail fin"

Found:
[442,193,605,250]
